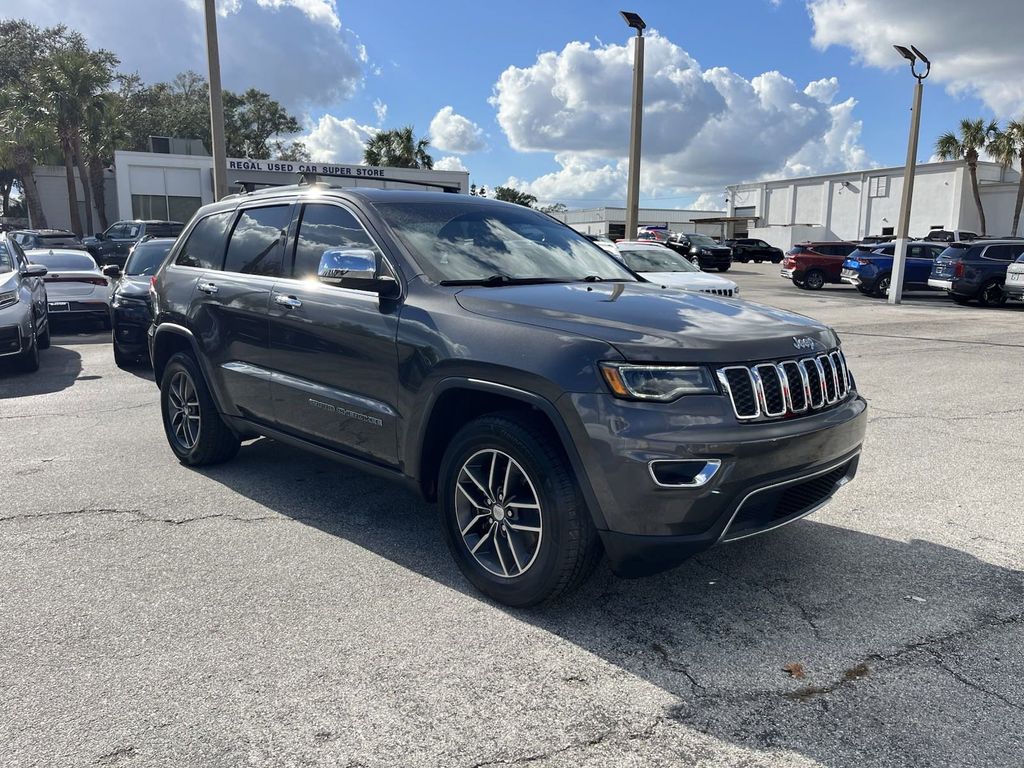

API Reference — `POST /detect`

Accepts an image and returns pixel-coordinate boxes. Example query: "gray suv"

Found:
[0,233,50,372]
[148,185,868,606]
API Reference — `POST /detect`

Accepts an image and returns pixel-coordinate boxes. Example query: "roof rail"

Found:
[297,170,461,192]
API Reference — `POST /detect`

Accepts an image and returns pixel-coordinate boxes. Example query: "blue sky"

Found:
[14,0,1023,209]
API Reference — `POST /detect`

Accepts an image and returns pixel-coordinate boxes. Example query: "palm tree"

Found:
[363,126,434,169]
[0,94,53,229]
[935,118,999,236]
[988,120,1024,237]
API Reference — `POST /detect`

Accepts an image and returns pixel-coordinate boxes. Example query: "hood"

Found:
[455,282,838,364]
[115,275,152,298]
[0,271,18,292]
[642,272,738,292]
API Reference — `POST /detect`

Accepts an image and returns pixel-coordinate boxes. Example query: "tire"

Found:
[873,274,892,298]
[718,265,731,272]
[17,324,40,373]
[753,259,763,264]
[37,314,51,350]
[951,294,972,305]
[159,352,240,466]
[101,314,112,331]
[977,281,1007,307]
[113,339,134,370]
[438,413,602,607]
[772,256,783,264]
[803,269,826,290]
[856,285,872,295]
[792,278,805,288]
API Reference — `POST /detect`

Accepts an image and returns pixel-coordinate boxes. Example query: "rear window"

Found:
[787,245,810,255]
[33,251,97,271]
[125,240,174,276]
[938,245,972,260]
[146,223,184,238]
[175,211,234,269]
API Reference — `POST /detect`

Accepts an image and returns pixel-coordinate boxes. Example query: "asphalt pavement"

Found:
[2,269,1022,767]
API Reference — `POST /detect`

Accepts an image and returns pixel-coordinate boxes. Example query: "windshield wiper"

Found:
[439,274,570,286]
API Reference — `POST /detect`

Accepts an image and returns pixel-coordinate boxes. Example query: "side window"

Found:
[292,203,383,280]
[982,245,1016,262]
[175,211,234,269]
[907,245,927,259]
[223,205,291,277]
[105,223,128,239]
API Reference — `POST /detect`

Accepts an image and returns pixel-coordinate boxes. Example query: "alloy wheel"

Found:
[454,449,543,579]
[167,371,201,450]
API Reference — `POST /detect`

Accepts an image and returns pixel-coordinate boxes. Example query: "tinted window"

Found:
[175,211,234,269]
[618,247,699,273]
[33,251,97,271]
[146,222,185,238]
[292,203,382,280]
[983,244,1024,262]
[223,206,290,276]
[0,243,13,273]
[125,241,174,276]
[105,223,130,239]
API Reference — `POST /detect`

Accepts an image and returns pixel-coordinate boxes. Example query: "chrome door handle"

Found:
[197,281,219,295]
[274,294,302,309]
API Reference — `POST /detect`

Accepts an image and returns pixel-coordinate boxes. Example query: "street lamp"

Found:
[889,44,931,305]
[621,11,646,241]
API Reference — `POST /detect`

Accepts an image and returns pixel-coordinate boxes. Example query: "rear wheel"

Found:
[873,274,892,298]
[951,294,972,305]
[977,281,1007,307]
[160,352,240,466]
[803,269,826,290]
[438,414,601,607]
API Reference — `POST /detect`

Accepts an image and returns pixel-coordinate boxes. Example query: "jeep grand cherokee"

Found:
[148,186,867,607]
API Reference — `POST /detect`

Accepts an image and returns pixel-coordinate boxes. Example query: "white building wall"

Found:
[31,165,117,234]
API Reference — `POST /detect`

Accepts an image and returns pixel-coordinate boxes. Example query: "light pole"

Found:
[889,44,931,305]
[621,11,646,241]
[203,0,228,202]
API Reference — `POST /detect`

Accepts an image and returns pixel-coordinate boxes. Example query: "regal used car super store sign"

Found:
[227,159,390,177]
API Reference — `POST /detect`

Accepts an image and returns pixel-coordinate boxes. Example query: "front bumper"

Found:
[112,301,152,352]
[47,299,109,317]
[0,305,32,357]
[780,267,800,280]
[561,391,868,576]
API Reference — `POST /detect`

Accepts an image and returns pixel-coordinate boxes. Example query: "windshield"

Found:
[687,234,719,248]
[33,251,97,271]
[374,201,636,284]
[618,247,699,273]
[125,241,173,276]
[0,243,13,273]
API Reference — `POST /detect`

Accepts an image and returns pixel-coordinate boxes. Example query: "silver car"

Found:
[0,234,50,372]
[26,248,112,330]
[1004,252,1024,301]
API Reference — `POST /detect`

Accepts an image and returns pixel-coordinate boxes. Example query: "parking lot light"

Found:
[621,11,646,242]
[890,44,931,305]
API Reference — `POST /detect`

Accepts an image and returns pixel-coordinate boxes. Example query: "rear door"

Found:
[268,200,400,466]
[189,202,295,425]
[904,244,937,286]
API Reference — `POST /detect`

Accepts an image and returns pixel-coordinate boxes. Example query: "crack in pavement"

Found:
[0,402,153,421]
[0,507,281,526]
[838,330,1024,349]
[923,647,1024,713]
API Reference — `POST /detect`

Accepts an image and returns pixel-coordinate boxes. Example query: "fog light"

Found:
[649,459,722,487]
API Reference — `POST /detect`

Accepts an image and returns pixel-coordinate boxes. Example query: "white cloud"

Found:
[492,33,869,203]
[22,0,364,111]
[373,98,388,124]
[808,0,1024,117]
[434,155,469,172]
[302,115,375,163]
[429,106,486,153]
[690,192,725,211]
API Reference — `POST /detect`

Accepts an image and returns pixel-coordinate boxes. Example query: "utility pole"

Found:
[203,0,228,202]
[621,11,646,241]
[890,45,931,305]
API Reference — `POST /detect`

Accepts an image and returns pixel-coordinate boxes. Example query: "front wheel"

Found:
[160,352,240,466]
[438,414,601,607]
[718,265,731,272]
[803,269,826,290]
[17,325,39,372]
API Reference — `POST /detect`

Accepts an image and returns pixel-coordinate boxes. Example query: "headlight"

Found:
[0,290,17,310]
[600,363,718,402]
[112,294,147,309]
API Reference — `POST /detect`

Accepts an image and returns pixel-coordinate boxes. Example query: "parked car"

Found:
[614,241,739,297]
[103,238,176,367]
[1003,252,1024,302]
[666,233,733,271]
[840,241,946,297]
[859,234,896,245]
[149,186,867,607]
[28,249,111,328]
[84,220,184,267]
[927,239,1024,305]
[0,233,50,372]
[9,229,85,251]
[582,234,619,256]
[923,228,979,244]
[780,242,858,289]
[725,238,783,264]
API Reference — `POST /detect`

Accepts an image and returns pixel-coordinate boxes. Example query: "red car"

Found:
[780,241,859,289]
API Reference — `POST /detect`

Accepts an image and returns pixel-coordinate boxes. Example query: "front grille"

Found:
[725,463,850,540]
[699,288,734,297]
[718,349,851,422]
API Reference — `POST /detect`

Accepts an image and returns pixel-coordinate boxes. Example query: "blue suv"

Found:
[840,241,946,297]
[928,240,1024,306]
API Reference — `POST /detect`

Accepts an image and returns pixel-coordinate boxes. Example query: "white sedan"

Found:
[25,248,112,329]
[614,241,740,297]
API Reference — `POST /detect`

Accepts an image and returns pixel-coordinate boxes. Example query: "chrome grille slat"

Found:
[718,350,852,423]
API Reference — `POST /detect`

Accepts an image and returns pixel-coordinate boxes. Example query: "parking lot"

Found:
[2,265,1022,768]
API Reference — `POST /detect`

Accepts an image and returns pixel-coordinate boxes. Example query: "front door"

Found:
[188,203,294,425]
[268,201,400,466]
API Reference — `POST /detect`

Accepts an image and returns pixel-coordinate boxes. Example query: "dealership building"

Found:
[723,159,1023,250]
[550,206,726,240]
[27,147,470,234]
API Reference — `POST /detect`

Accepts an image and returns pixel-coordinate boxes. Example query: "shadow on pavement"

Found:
[0,345,82,398]
[199,437,1024,767]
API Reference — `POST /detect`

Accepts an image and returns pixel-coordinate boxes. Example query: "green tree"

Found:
[363,126,433,169]
[272,139,311,162]
[540,202,568,214]
[224,88,302,159]
[988,120,1024,237]
[493,185,537,208]
[935,118,999,236]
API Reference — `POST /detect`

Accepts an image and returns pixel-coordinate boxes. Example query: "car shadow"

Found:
[0,345,82,398]
[198,437,1023,767]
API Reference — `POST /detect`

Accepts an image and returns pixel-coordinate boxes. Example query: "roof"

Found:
[10,228,77,236]
[225,185,504,207]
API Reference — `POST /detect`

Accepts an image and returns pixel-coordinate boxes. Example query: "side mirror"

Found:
[93,232,105,241]
[102,264,121,279]
[317,248,398,296]
[22,264,47,278]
